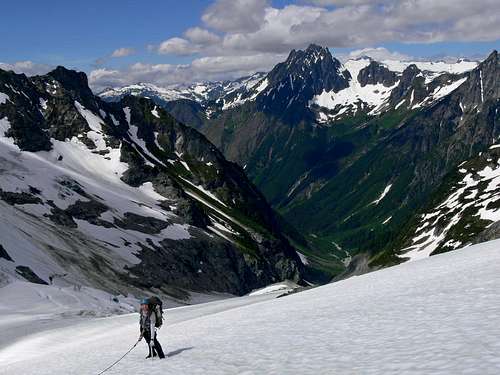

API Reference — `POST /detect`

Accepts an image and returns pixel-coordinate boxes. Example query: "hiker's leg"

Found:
[154,333,165,359]
[144,331,153,357]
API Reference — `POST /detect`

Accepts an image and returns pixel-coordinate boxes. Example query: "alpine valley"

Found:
[101,44,500,276]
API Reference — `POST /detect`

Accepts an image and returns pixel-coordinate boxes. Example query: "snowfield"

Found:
[1,240,499,374]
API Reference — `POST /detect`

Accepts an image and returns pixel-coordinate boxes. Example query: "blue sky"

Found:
[1,0,498,90]
[0,1,206,67]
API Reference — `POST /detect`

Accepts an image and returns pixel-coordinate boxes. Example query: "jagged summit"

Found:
[46,66,94,99]
[305,43,328,52]
[485,49,498,60]
[287,43,333,63]
[255,44,350,121]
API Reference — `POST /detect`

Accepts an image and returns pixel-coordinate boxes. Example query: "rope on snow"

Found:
[96,339,141,375]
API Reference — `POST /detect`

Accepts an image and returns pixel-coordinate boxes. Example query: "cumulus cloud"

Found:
[202,0,269,33]
[90,0,499,90]
[158,37,199,55]
[89,63,189,91]
[184,27,220,45]
[0,61,53,76]
[89,53,285,92]
[111,47,135,58]
[190,53,286,75]
[160,0,500,57]
[304,0,392,6]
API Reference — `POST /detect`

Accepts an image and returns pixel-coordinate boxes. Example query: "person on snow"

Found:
[139,298,165,359]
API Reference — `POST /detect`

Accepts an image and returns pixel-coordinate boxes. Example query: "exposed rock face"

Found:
[357,61,398,87]
[0,244,13,262]
[0,70,52,151]
[255,44,351,122]
[0,65,306,297]
[387,64,425,106]
[0,189,42,205]
[15,266,48,285]
[164,99,207,130]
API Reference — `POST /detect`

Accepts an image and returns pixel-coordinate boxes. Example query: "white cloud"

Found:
[158,37,199,55]
[162,0,500,57]
[111,47,135,58]
[304,0,392,5]
[202,0,269,33]
[220,5,326,54]
[89,0,498,90]
[88,53,285,92]
[89,63,192,90]
[184,27,220,45]
[190,53,286,75]
[0,61,52,76]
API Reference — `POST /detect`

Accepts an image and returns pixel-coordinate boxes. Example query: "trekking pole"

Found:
[96,338,141,375]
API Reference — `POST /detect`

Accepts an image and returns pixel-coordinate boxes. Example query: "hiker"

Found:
[139,298,165,359]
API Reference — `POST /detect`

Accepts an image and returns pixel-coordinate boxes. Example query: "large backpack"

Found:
[148,296,163,328]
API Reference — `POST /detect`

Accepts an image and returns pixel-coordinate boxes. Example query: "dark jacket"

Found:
[139,310,156,335]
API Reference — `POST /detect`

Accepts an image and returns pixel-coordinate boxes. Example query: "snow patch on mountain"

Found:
[100,73,268,114]
[372,183,392,205]
[0,92,10,104]
[412,77,468,109]
[74,101,107,150]
[100,83,189,103]
[400,153,500,261]
[179,177,227,208]
[0,113,194,286]
[380,59,477,75]
[0,117,16,148]
[311,57,477,123]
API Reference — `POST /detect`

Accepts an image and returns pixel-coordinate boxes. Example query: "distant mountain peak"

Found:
[45,66,94,101]
[481,49,498,66]
[285,44,337,69]
[306,43,326,52]
[255,44,350,121]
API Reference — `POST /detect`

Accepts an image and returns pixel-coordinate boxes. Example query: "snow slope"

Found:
[312,58,398,119]
[0,116,189,287]
[1,239,499,374]
[0,282,137,351]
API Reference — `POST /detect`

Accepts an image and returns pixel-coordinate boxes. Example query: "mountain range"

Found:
[1,43,498,300]
[101,44,499,275]
[0,66,310,301]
